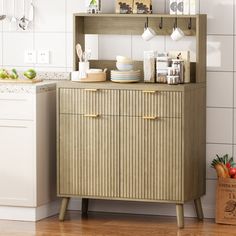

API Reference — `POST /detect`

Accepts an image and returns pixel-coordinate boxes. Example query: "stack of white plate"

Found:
[111,70,141,83]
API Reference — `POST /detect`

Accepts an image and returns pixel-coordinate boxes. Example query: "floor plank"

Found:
[0,211,236,236]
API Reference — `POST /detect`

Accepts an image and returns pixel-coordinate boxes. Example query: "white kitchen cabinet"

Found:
[0,82,57,221]
[0,120,35,207]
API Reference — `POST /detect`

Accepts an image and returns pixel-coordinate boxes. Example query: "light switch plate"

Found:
[37,50,50,64]
[24,50,36,64]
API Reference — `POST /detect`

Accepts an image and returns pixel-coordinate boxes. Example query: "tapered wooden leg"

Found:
[194,198,204,221]
[82,198,89,216]
[59,197,70,221]
[176,204,184,229]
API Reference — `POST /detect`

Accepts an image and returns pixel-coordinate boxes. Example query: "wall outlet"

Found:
[24,50,36,64]
[37,50,50,64]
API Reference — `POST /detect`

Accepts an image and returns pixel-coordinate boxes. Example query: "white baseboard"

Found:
[68,198,215,219]
[0,200,60,222]
[36,200,60,221]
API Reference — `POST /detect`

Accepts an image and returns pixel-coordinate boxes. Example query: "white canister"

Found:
[167,75,180,85]
[177,0,183,15]
[169,0,177,15]
[189,0,199,15]
[172,59,184,83]
[144,51,156,83]
[183,0,190,15]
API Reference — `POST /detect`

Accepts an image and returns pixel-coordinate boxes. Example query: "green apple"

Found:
[0,69,9,79]
[24,69,37,80]
[9,69,19,79]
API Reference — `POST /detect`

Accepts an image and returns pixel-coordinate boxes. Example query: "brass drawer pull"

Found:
[84,89,99,92]
[84,114,100,118]
[143,116,158,120]
[142,90,157,94]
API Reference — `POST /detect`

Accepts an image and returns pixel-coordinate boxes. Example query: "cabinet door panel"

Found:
[59,115,119,198]
[120,117,183,201]
[0,120,35,206]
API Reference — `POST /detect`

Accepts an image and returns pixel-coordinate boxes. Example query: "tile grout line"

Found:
[65,0,67,72]
[233,0,235,156]
[1,0,3,67]
[33,0,35,69]
[207,142,234,145]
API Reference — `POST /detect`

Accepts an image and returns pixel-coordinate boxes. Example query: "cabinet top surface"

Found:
[57,81,205,92]
[74,13,206,19]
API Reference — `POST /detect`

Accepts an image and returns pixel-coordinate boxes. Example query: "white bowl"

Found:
[116,56,133,64]
[116,62,134,71]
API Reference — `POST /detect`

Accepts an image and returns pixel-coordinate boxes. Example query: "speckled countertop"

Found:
[0,81,58,94]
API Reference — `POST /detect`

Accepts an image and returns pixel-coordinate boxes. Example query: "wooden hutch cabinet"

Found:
[57,13,207,228]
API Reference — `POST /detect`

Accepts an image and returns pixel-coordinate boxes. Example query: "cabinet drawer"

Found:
[120,90,182,118]
[59,88,119,115]
[0,94,34,120]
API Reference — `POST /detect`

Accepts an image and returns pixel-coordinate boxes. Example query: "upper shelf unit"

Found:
[73,13,206,35]
[73,13,207,83]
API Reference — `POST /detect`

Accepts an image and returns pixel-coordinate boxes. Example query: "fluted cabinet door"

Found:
[59,114,119,198]
[120,117,183,201]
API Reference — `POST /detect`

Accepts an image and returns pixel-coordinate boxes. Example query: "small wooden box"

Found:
[133,0,152,14]
[116,0,133,14]
[216,178,236,225]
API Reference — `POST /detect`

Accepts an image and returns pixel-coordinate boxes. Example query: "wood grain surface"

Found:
[0,211,235,236]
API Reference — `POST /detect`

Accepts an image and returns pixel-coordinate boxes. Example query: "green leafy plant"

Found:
[90,0,97,5]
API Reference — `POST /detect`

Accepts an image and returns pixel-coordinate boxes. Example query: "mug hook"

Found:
[174,17,177,29]
[188,17,192,30]
[159,17,163,29]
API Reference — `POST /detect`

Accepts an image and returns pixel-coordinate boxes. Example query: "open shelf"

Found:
[73,13,206,83]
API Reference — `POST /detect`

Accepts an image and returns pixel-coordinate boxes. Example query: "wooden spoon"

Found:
[76,44,83,62]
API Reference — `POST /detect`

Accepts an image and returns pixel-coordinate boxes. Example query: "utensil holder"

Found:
[79,62,90,79]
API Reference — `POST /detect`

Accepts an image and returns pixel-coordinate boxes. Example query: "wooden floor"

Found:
[1,211,236,236]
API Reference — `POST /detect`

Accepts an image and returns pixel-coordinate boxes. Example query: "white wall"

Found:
[0,0,235,219]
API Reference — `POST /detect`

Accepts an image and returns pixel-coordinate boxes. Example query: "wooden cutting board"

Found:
[0,79,43,83]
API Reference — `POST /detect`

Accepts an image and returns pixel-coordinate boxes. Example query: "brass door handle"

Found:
[143,116,158,120]
[142,90,158,94]
[84,114,100,118]
[84,89,99,92]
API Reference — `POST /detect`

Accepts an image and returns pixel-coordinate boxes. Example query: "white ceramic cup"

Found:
[78,62,90,79]
[171,27,185,41]
[79,62,90,73]
[142,27,156,41]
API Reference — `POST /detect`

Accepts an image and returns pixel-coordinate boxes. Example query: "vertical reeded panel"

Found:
[59,88,119,115]
[120,90,182,118]
[59,114,119,198]
[120,117,183,201]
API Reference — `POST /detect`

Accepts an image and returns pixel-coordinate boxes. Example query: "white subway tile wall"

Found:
[0,0,235,218]
[207,72,233,108]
